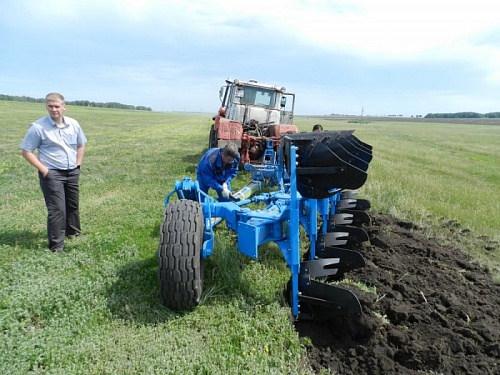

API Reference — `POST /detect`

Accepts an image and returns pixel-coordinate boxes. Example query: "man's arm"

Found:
[225,156,240,184]
[21,149,49,177]
[76,145,85,167]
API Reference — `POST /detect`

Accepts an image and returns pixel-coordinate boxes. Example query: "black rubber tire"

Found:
[158,199,204,311]
[209,125,218,148]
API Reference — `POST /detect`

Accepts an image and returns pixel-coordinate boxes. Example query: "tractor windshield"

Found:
[240,86,276,108]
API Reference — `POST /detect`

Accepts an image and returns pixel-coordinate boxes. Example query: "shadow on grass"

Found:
[0,229,45,249]
[106,252,240,326]
[105,253,218,325]
[182,153,203,174]
[106,255,172,324]
[107,224,289,326]
[150,223,161,239]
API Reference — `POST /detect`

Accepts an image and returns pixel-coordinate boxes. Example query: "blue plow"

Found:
[159,130,373,320]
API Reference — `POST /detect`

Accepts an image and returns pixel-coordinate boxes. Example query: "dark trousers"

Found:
[39,168,81,250]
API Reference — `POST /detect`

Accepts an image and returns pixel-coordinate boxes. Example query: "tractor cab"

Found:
[212,78,298,164]
[219,78,295,126]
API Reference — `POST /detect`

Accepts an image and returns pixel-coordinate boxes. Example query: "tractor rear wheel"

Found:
[158,199,204,311]
[209,125,218,148]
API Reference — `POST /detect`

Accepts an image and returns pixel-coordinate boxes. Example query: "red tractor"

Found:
[209,78,299,165]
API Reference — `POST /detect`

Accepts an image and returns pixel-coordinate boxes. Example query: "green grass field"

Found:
[1,101,499,374]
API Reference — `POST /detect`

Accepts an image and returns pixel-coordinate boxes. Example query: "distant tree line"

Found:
[0,94,152,111]
[425,111,500,118]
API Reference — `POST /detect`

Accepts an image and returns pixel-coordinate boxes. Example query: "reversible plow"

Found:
[158,130,373,320]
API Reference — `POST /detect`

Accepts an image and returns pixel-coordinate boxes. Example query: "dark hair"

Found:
[222,143,239,158]
[312,124,323,132]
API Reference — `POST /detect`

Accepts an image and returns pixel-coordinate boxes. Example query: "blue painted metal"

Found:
[165,152,332,317]
[162,130,372,319]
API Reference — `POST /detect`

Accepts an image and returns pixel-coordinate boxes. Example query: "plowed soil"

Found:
[296,213,500,375]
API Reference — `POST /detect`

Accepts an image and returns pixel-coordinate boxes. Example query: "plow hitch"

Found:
[158,130,373,320]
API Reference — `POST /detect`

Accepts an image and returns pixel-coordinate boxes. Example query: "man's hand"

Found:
[222,183,228,190]
[221,188,231,199]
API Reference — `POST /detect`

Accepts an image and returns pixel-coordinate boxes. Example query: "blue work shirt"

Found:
[20,115,87,170]
[197,148,239,193]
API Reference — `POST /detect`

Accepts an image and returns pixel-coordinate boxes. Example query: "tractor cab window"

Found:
[240,86,275,108]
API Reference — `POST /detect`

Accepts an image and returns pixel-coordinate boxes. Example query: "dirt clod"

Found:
[296,213,500,374]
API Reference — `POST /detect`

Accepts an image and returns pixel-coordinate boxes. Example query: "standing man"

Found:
[20,93,87,252]
[197,143,240,202]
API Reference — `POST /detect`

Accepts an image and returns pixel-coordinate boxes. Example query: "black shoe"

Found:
[51,247,64,252]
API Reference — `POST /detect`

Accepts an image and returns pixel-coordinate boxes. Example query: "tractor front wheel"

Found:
[158,199,204,311]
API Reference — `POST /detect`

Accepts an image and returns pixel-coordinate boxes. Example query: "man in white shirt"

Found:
[20,93,87,252]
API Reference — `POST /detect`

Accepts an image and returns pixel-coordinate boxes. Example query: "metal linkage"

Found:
[160,130,373,320]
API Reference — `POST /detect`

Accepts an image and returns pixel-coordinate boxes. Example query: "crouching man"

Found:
[196,143,240,202]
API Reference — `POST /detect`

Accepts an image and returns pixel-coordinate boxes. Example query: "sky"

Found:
[1,0,500,116]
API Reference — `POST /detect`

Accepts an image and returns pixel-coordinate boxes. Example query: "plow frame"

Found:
[161,131,372,319]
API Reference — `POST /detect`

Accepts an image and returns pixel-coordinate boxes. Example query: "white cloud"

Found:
[18,0,500,60]
[280,1,499,58]
[2,0,500,114]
